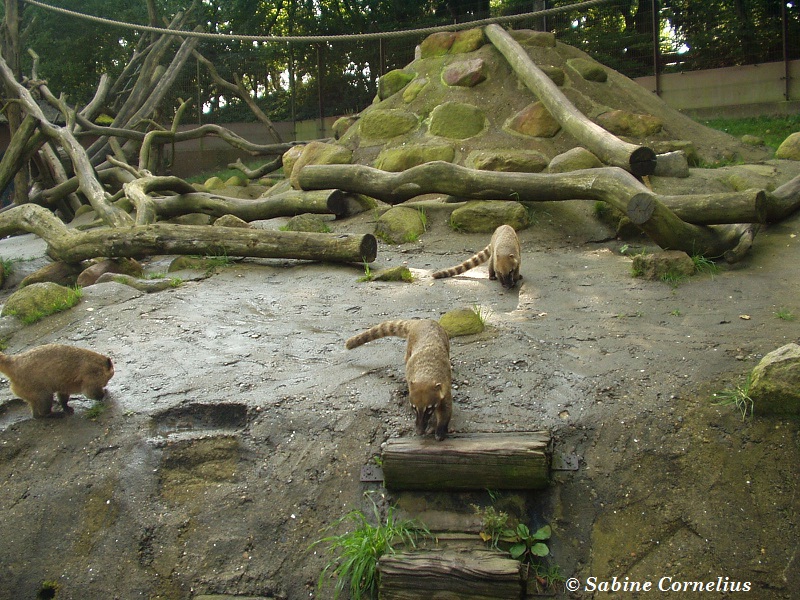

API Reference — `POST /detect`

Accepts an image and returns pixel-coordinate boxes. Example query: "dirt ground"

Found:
[0,162,799,600]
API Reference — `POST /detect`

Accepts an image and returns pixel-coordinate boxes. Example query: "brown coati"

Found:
[345,319,452,441]
[0,344,115,418]
[432,224,522,289]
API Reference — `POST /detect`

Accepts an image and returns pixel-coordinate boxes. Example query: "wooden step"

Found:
[382,431,550,491]
[378,548,523,600]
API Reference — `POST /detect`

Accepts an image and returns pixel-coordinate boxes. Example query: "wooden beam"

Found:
[382,432,550,491]
[379,550,523,600]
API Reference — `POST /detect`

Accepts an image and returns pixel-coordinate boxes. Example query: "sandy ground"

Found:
[0,165,799,600]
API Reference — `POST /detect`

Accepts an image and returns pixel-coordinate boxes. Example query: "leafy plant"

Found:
[712,374,754,420]
[357,261,373,282]
[417,207,428,231]
[310,497,428,600]
[473,504,510,550]
[508,523,552,563]
[775,307,795,321]
[660,270,687,288]
[670,308,682,316]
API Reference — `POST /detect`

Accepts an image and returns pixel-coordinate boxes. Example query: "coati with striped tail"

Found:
[346,319,452,441]
[432,224,522,289]
[0,344,114,418]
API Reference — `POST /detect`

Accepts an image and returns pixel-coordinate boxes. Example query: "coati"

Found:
[346,319,452,441]
[0,344,115,418]
[432,224,522,289]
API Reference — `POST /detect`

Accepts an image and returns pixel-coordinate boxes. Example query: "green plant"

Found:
[1,257,14,278]
[357,261,373,282]
[473,504,511,550]
[670,308,682,317]
[85,401,106,420]
[660,270,687,288]
[529,561,567,593]
[692,254,720,276]
[712,374,754,420]
[508,523,552,563]
[703,114,800,152]
[417,207,428,231]
[775,307,795,321]
[169,277,183,288]
[310,497,428,600]
[472,304,490,326]
[37,580,59,600]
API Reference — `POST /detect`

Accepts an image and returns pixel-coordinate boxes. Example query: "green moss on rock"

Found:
[359,109,419,141]
[375,207,427,244]
[378,69,416,100]
[450,201,530,233]
[1,282,82,325]
[567,58,608,82]
[439,307,485,337]
[428,102,486,139]
[375,144,455,172]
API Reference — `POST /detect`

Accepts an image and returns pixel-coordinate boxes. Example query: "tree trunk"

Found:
[766,173,800,221]
[379,551,523,600]
[484,24,656,176]
[381,432,550,491]
[298,161,759,260]
[0,204,377,264]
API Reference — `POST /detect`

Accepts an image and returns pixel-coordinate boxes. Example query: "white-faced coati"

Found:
[432,224,522,289]
[0,344,114,418]
[346,319,452,441]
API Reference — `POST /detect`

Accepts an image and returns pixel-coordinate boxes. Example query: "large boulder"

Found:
[506,102,560,138]
[439,307,485,337]
[449,201,529,233]
[775,132,800,160]
[375,143,455,171]
[466,149,548,173]
[20,261,84,287]
[77,258,143,287]
[375,207,427,244]
[548,147,603,173]
[378,69,416,100]
[358,109,419,142]
[749,343,800,416]
[428,102,486,139]
[1,282,81,324]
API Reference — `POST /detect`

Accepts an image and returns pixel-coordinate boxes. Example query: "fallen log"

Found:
[381,432,550,492]
[298,161,760,260]
[0,204,377,264]
[484,24,656,176]
[378,550,523,600]
[766,173,800,221]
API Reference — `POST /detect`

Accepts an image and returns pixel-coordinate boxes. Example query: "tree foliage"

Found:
[2,0,797,126]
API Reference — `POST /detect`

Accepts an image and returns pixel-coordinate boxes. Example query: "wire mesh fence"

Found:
[160,0,797,128]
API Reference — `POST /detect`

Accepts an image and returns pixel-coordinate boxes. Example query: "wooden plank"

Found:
[379,549,523,600]
[382,432,550,491]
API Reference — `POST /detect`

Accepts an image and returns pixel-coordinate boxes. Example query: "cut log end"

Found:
[629,146,657,177]
[359,233,378,263]
[626,193,656,225]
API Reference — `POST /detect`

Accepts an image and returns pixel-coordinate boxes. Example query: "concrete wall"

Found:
[169,116,342,178]
[634,59,800,119]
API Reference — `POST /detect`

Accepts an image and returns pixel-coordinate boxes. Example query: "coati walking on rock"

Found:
[346,319,452,441]
[432,224,522,289]
[0,344,114,418]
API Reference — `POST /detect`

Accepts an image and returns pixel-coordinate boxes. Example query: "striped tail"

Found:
[431,245,492,279]
[345,320,412,349]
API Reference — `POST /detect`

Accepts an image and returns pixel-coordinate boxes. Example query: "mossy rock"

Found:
[282,214,331,233]
[419,31,456,58]
[403,78,429,103]
[749,343,800,416]
[168,256,226,273]
[505,102,560,138]
[372,266,414,282]
[224,175,247,187]
[775,132,800,160]
[375,143,455,172]
[378,69,415,100]
[289,141,353,189]
[333,115,359,139]
[466,150,548,173]
[596,109,662,137]
[281,144,306,179]
[631,250,694,280]
[213,214,252,229]
[167,213,213,226]
[439,308,485,337]
[375,207,427,244]
[567,58,608,82]
[1,282,81,324]
[548,147,603,173]
[428,102,486,140]
[451,28,485,54]
[203,176,226,190]
[509,30,556,48]
[77,258,144,287]
[450,201,530,233]
[442,58,486,88]
[539,65,566,86]
[359,109,419,141]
